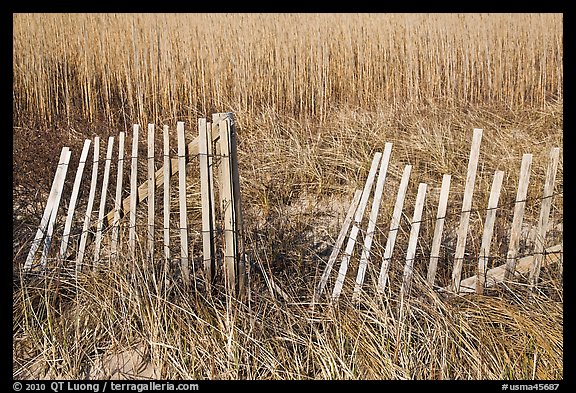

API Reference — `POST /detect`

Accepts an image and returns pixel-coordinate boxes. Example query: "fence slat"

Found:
[476,170,504,294]
[331,152,382,301]
[129,125,139,259]
[102,123,222,228]
[24,147,71,272]
[400,182,427,298]
[314,189,362,302]
[426,174,451,286]
[504,154,532,280]
[199,118,215,284]
[177,121,190,285]
[451,128,483,292]
[60,140,91,260]
[40,149,72,269]
[163,125,170,269]
[378,164,412,293]
[93,136,115,265]
[529,147,560,288]
[218,116,237,296]
[228,115,246,297]
[110,132,125,261]
[77,137,100,271]
[147,124,155,262]
[353,143,393,301]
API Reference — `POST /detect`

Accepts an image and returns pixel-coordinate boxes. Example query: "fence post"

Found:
[451,128,482,293]
[199,118,215,285]
[162,125,171,275]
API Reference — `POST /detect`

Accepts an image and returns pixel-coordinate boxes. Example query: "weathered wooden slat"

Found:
[103,124,222,227]
[129,125,139,259]
[504,154,532,280]
[529,147,560,288]
[40,149,72,269]
[426,174,451,286]
[177,121,190,285]
[110,132,125,261]
[162,125,170,267]
[331,152,382,301]
[77,137,100,271]
[199,118,215,283]
[24,147,71,272]
[147,124,155,262]
[377,164,412,293]
[476,170,504,294]
[454,244,562,294]
[218,116,237,296]
[400,182,427,299]
[451,128,483,293]
[228,114,246,297]
[93,136,114,265]
[353,143,393,301]
[59,139,91,260]
[314,189,362,302]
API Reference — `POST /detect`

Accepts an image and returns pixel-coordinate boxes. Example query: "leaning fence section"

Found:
[315,129,562,303]
[22,112,246,298]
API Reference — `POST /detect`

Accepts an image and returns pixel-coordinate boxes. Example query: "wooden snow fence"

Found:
[22,112,246,298]
[314,129,562,303]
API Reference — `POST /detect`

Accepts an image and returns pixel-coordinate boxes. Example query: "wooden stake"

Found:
[163,125,170,269]
[199,118,215,284]
[147,124,155,262]
[129,125,139,259]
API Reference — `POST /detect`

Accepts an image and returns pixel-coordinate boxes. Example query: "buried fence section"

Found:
[315,128,562,303]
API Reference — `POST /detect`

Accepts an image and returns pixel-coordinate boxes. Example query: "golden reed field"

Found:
[13,13,563,380]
